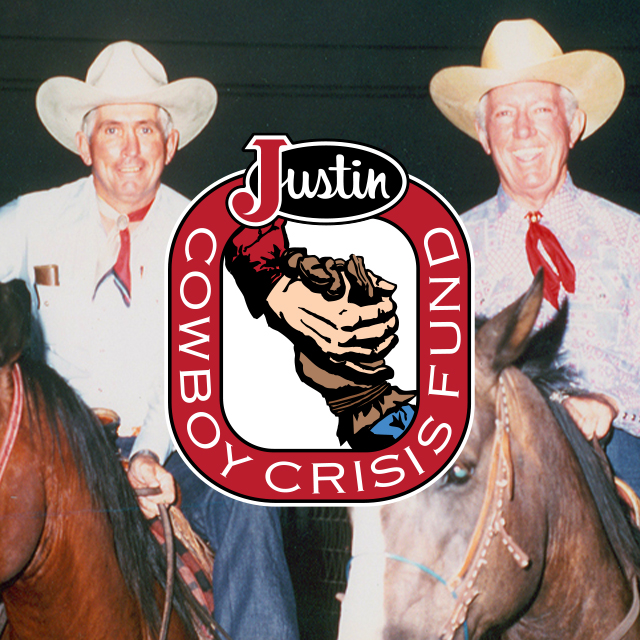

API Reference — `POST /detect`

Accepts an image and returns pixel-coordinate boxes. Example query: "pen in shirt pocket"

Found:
[34,264,60,308]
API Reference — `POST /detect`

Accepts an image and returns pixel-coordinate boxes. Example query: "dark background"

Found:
[2,2,639,639]
[2,0,640,216]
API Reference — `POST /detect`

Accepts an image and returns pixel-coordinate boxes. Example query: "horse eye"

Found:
[444,462,474,486]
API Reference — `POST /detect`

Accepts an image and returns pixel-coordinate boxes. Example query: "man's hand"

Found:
[266,255,398,380]
[563,394,618,440]
[127,452,176,519]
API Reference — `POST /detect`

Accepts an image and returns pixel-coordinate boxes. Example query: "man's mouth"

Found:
[119,166,142,174]
[511,147,544,162]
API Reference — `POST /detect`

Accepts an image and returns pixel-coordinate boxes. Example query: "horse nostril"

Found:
[382,624,411,640]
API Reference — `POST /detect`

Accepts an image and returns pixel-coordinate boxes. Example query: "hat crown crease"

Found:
[481,20,564,71]
[85,41,168,98]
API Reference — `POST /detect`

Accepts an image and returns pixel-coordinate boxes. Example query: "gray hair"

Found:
[475,85,579,133]
[81,105,174,141]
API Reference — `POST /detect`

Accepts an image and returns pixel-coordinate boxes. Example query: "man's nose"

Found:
[122,129,141,156]
[514,110,535,138]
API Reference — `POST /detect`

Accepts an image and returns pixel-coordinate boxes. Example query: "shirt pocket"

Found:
[35,282,67,348]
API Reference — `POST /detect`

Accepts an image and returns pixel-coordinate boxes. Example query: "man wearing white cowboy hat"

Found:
[430,19,640,493]
[0,41,299,640]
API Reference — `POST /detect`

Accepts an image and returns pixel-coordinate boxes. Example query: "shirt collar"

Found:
[496,173,579,243]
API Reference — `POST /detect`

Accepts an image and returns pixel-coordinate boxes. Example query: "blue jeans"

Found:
[606,427,640,497]
[166,453,299,640]
[119,440,299,640]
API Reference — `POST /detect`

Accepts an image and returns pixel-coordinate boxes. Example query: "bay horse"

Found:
[0,279,209,640]
[337,271,640,639]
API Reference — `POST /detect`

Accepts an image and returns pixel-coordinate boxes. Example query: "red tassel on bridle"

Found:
[525,212,576,309]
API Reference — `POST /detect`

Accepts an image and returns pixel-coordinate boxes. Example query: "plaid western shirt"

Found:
[463,175,640,434]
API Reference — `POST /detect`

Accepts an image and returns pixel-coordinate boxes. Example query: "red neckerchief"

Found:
[525,211,576,308]
[112,201,153,305]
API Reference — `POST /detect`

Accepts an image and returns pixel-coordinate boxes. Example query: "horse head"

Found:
[0,279,46,594]
[0,277,209,639]
[0,280,31,368]
[337,271,625,639]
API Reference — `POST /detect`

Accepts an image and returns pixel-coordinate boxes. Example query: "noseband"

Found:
[0,364,24,485]
[349,370,640,639]
[348,372,530,640]
[440,372,530,640]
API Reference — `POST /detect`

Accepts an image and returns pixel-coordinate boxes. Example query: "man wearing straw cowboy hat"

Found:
[0,41,299,640]
[430,19,640,493]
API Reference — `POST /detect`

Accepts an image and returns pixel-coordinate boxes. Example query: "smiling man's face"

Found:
[76,103,179,213]
[476,81,584,210]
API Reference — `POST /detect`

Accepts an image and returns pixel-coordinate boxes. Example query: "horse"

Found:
[337,271,640,640]
[0,279,211,640]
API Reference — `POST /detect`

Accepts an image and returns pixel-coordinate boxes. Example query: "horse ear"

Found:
[476,269,544,378]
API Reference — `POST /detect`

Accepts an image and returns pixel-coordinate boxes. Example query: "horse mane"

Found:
[18,354,202,639]
[477,305,640,579]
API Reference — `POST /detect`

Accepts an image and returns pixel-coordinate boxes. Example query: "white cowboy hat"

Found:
[429,19,624,140]
[36,41,218,153]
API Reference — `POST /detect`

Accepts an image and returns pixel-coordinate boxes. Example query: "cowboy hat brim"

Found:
[429,50,624,140]
[36,76,218,153]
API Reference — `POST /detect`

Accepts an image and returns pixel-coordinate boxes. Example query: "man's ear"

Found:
[569,108,586,149]
[475,120,492,156]
[164,129,180,166]
[75,131,93,167]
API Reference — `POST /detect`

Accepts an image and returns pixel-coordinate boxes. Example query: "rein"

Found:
[135,487,175,640]
[135,489,233,640]
[348,370,640,639]
[604,577,640,640]
[0,364,24,485]
[347,372,530,640]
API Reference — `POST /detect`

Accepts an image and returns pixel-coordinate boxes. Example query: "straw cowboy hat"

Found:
[430,19,624,141]
[36,41,218,153]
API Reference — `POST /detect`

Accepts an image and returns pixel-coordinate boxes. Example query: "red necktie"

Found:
[524,211,576,309]
[113,201,153,305]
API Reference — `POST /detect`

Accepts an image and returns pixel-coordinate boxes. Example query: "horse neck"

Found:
[2,398,146,640]
[505,370,635,639]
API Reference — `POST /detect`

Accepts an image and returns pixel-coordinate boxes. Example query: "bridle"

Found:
[347,372,529,640]
[0,363,24,639]
[438,371,530,640]
[349,370,640,639]
[0,363,24,486]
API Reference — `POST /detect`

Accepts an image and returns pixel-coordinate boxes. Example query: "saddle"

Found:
[150,506,215,618]
[95,408,218,637]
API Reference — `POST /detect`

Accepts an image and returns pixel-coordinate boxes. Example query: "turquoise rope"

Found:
[385,553,449,586]
[346,554,470,640]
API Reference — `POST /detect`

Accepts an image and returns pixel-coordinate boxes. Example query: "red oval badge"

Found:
[168,138,474,504]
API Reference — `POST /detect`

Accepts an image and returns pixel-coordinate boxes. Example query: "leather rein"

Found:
[0,364,24,486]
[373,370,640,640]
[440,371,530,640]
[0,364,24,640]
